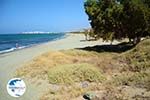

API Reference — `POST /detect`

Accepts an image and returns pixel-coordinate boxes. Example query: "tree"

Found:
[84,0,125,42]
[121,0,150,43]
[84,0,150,44]
[83,29,89,40]
[83,28,97,41]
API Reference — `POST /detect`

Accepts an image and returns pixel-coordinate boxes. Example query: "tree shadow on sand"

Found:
[77,42,135,53]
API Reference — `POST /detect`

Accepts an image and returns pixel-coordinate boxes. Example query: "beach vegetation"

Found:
[48,63,105,84]
[84,0,150,44]
[16,39,150,99]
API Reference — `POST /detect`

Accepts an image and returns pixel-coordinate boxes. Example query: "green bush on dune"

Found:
[48,63,105,84]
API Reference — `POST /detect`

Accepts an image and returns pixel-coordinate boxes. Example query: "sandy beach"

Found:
[0,33,120,100]
[1,0,149,99]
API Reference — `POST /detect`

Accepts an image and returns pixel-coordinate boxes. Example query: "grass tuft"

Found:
[48,63,105,84]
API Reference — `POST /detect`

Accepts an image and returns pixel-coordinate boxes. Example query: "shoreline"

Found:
[0,33,120,100]
[0,33,95,100]
[0,33,68,55]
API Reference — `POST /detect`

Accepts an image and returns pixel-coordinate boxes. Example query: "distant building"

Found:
[21,31,51,34]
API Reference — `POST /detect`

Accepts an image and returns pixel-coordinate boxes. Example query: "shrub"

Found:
[48,63,105,84]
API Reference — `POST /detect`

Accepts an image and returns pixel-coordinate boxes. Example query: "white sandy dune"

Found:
[0,34,120,100]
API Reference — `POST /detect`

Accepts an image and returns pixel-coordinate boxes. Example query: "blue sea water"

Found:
[0,33,66,54]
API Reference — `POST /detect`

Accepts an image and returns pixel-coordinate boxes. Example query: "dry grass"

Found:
[16,51,74,79]
[16,39,150,100]
[111,70,150,89]
[120,39,150,72]
[110,39,150,90]
[48,63,105,84]
[16,49,116,80]
[40,83,104,100]
[16,49,116,99]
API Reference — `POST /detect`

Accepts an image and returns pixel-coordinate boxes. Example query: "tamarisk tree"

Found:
[84,0,150,44]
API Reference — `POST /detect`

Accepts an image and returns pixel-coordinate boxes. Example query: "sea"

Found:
[0,33,66,54]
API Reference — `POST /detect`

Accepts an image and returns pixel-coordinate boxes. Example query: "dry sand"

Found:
[0,33,120,100]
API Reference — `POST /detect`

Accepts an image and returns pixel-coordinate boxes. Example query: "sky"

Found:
[0,0,90,34]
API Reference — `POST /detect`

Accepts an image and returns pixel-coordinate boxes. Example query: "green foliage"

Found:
[84,0,150,44]
[122,0,149,41]
[48,63,105,84]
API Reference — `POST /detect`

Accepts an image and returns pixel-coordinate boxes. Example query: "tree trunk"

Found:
[137,36,141,43]
[133,36,141,44]
[85,34,88,41]
[129,38,132,43]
